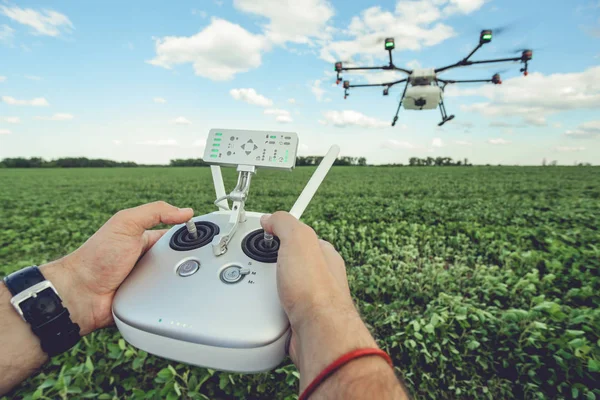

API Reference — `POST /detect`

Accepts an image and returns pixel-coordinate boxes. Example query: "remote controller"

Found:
[112,128,340,373]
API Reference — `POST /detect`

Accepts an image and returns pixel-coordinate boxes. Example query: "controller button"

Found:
[177,260,200,277]
[221,266,244,283]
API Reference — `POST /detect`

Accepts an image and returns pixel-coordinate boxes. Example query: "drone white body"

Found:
[403,69,442,110]
[112,129,340,373]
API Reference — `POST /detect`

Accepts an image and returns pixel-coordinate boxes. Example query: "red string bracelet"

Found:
[298,348,393,400]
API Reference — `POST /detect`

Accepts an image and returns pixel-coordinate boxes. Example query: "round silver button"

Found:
[177,260,200,277]
[221,266,242,283]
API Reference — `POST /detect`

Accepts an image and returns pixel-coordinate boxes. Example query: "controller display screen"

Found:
[203,129,299,171]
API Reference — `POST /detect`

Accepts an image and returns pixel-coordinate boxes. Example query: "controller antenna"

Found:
[186,220,198,240]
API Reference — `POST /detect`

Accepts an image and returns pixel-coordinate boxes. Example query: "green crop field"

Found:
[1,166,599,400]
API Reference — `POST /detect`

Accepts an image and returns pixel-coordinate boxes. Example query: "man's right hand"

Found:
[261,212,406,397]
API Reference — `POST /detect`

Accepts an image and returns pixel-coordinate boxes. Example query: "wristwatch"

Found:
[3,266,81,356]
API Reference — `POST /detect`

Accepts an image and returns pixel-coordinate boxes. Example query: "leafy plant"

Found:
[1,166,599,399]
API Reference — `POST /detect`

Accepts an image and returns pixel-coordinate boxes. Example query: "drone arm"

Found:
[342,66,389,71]
[468,57,522,65]
[434,42,484,74]
[438,78,493,84]
[348,78,407,89]
[435,56,522,74]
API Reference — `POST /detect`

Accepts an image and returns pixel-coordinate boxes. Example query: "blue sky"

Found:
[0,0,599,165]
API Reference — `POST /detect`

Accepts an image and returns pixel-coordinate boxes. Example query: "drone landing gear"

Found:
[391,80,410,127]
[438,100,455,126]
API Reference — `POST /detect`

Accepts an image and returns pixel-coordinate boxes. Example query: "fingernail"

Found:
[260,214,271,224]
[180,207,193,213]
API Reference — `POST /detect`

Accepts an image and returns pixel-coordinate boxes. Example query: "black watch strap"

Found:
[4,266,81,357]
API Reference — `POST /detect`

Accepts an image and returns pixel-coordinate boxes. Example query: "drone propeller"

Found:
[466,18,521,38]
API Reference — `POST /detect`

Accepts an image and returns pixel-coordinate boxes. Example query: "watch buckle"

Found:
[10,281,59,321]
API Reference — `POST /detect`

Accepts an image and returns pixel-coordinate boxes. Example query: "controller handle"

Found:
[289,145,340,219]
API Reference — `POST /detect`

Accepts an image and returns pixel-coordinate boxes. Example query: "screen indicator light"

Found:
[215,132,222,136]
[214,138,222,142]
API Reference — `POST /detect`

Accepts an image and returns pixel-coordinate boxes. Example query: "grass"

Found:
[1,166,599,399]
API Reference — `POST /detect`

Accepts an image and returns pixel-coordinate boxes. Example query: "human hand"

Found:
[42,201,193,335]
[261,212,379,390]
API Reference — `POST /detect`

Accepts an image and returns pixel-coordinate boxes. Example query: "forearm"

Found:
[293,306,409,399]
[0,257,95,395]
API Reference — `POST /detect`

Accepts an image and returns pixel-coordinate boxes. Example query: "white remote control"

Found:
[113,129,340,373]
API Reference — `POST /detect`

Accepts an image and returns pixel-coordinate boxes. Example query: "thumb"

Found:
[260,211,316,243]
[112,201,194,235]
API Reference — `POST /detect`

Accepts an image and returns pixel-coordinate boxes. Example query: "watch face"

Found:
[20,288,62,322]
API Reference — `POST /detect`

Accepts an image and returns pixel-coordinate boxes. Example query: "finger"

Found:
[260,211,315,242]
[319,239,350,292]
[113,201,194,235]
[142,229,169,253]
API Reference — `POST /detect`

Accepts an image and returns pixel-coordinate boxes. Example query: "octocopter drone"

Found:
[335,30,533,126]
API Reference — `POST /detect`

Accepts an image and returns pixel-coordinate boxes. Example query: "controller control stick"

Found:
[263,231,274,248]
[186,220,198,240]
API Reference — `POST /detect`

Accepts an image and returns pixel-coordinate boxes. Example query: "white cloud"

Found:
[488,138,511,145]
[489,121,521,128]
[0,129,11,135]
[444,0,487,14]
[381,139,418,150]
[34,113,74,121]
[455,140,472,146]
[1,117,19,124]
[432,138,444,147]
[173,117,191,125]
[276,115,293,123]
[310,79,325,101]
[192,139,206,147]
[0,6,73,37]
[24,75,42,81]
[137,139,179,146]
[153,97,167,104]
[406,59,422,70]
[0,76,6,82]
[0,24,15,43]
[113,140,122,145]
[320,0,487,63]
[555,146,585,152]
[192,9,208,18]
[451,66,600,126]
[233,0,334,44]
[362,70,404,84]
[148,18,269,81]
[288,98,296,104]
[323,110,388,128]
[230,88,273,107]
[2,96,49,106]
[552,122,563,128]
[264,108,293,123]
[264,108,289,116]
[565,120,600,139]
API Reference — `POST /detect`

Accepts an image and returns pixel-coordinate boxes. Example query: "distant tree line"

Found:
[0,157,140,168]
[0,156,368,168]
[296,156,367,166]
[2,156,594,169]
